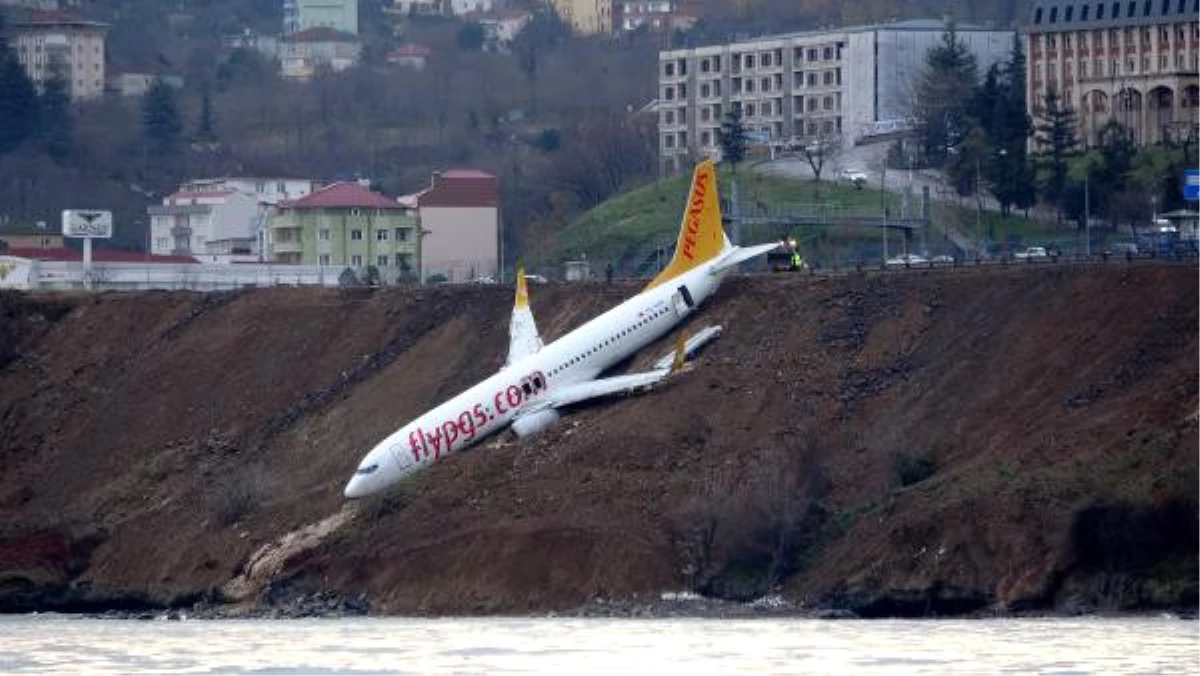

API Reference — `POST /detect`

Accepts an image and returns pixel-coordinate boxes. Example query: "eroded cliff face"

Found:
[0,265,1196,616]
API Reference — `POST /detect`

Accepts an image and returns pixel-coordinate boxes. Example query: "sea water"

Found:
[0,614,1196,675]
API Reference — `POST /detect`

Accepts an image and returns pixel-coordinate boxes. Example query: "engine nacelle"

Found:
[511,408,561,438]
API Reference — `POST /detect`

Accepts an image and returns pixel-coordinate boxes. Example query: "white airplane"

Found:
[343,159,779,499]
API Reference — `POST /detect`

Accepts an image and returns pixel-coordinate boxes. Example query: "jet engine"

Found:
[511,408,561,438]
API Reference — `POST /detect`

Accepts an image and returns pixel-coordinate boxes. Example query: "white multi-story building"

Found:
[148,177,321,263]
[657,19,1015,173]
[9,10,107,100]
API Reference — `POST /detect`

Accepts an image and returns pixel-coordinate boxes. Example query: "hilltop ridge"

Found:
[0,264,1196,616]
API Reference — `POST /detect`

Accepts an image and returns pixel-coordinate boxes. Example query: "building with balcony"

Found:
[399,170,500,283]
[550,0,612,35]
[656,19,1014,173]
[1026,0,1200,147]
[148,189,260,263]
[8,10,107,99]
[269,182,419,282]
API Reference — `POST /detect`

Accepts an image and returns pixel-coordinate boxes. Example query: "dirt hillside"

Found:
[0,264,1196,616]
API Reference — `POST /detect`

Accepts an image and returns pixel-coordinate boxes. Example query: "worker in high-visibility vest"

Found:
[790,250,803,271]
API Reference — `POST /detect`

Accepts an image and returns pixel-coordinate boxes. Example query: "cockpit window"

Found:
[355,464,380,476]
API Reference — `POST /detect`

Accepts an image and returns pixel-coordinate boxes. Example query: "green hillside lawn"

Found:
[535,166,1067,274]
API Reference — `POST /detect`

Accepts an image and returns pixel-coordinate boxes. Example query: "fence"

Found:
[0,258,347,291]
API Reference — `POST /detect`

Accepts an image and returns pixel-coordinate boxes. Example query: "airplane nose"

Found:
[343,478,366,499]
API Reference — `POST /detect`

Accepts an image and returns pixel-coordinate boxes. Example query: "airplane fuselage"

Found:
[344,263,725,497]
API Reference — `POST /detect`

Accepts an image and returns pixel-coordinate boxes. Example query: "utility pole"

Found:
[975,157,982,256]
[1084,172,1090,257]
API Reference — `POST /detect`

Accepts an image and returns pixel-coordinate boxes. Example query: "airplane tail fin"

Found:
[645,159,729,291]
[505,264,543,366]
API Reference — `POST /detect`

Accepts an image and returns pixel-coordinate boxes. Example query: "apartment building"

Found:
[1026,0,1199,147]
[550,0,612,35]
[657,20,1014,173]
[400,170,500,283]
[149,189,260,262]
[8,10,107,99]
[148,177,321,263]
[297,0,358,34]
[268,182,420,281]
[279,26,362,79]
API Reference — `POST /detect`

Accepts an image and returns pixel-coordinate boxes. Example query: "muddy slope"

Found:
[0,265,1195,616]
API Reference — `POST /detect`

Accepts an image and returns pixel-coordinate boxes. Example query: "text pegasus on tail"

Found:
[344,159,779,498]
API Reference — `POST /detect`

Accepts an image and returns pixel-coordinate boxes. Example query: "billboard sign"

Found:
[62,210,113,238]
[1184,169,1199,201]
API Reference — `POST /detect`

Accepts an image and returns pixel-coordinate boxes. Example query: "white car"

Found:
[840,168,868,186]
[885,253,928,268]
[1013,246,1049,260]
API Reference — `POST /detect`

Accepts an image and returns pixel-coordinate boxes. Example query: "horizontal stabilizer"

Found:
[653,325,724,370]
[710,242,782,275]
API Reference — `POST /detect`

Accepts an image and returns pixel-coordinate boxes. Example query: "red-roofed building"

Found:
[4,247,198,264]
[280,26,361,80]
[386,43,432,70]
[269,181,420,282]
[399,170,500,283]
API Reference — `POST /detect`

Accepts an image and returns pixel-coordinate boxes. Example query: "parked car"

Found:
[840,168,868,187]
[1013,246,1049,260]
[929,254,955,265]
[885,253,928,268]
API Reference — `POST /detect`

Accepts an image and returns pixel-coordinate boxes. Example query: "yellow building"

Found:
[9,10,108,100]
[550,0,612,35]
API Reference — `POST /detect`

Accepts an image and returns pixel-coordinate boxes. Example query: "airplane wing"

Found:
[525,368,672,412]
[505,267,544,366]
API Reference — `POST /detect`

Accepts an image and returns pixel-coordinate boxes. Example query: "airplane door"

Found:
[672,284,695,316]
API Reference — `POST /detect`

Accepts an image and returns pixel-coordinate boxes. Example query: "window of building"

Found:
[807,72,817,86]
[712,55,721,70]
[701,82,710,97]
[664,85,674,101]
[1066,5,1074,21]
[823,71,833,85]
[377,255,389,267]
[745,103,755,118]
[395,228,408,241]
[351,255,363,266]
[319,228,330,240]
[775,48,783,64]
[1050,6,1058,21]
[1142,0,1151,14]
[677,131,687,146]
[700,59,710,73]
[664,62,674,77]
[1097,2,1106,17]
[664,109,675,124]
[761,77,770,91]
[701,130,711,145]
[745,53,755,69]
[746,78,755,93]
[350,229,363,240]
[807,48,818,62]
[700,106,710,121]
[1035,7,1043,22]
[807,97,817,111]
[1081,4,1090,19]
[761,51,771,67]
[664,135,675,149]
[1126,1,1135,17]
[775,73,783,90]
[319,254,331,266]
[732,77,742,94]
[823,95,833,110]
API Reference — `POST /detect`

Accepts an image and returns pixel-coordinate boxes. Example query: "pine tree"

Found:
[192,84,217,146]
[38,73,73,162]
[0,14,40,155]
[978,36,1036,215]
[141,77,183,156]
[913,23,978,166]
[1033,87,1079,219]
[717,106,748,171]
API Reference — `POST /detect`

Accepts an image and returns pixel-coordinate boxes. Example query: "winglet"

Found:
[515,263,529,309]
[645,159,729,291]
[669,330,688,374]
[505,263,543,366]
